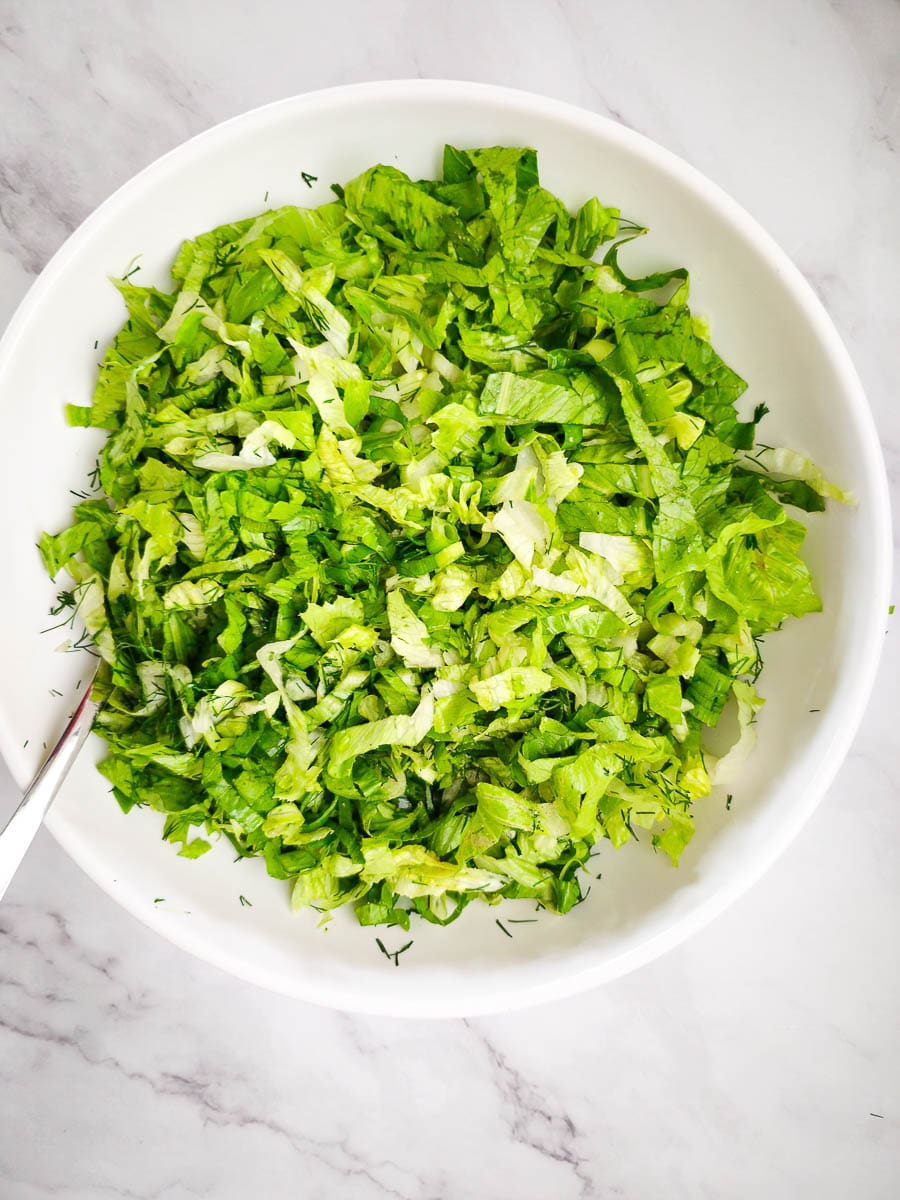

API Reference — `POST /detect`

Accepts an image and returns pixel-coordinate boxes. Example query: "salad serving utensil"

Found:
[0,674,100,900]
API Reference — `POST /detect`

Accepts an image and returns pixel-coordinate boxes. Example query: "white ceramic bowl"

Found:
[0,82,890,1017]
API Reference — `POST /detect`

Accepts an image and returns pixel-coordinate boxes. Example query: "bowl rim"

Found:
[0,79,892,1016]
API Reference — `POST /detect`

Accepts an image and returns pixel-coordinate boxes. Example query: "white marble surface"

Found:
[1,1,898,1196]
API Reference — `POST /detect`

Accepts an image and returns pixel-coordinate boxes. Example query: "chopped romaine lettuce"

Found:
[40,146,842,927]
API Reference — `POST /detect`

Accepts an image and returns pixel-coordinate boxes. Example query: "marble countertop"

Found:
[1,1,898,1196]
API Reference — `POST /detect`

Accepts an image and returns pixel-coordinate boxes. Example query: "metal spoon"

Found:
[0,676,101,900]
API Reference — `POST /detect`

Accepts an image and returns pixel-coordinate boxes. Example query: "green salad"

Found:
[40,146,843,929]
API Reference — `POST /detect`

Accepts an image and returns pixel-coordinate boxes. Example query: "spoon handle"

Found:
[0,681,101,901]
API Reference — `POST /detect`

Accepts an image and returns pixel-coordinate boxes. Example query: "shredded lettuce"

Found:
[41,146,841,928]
